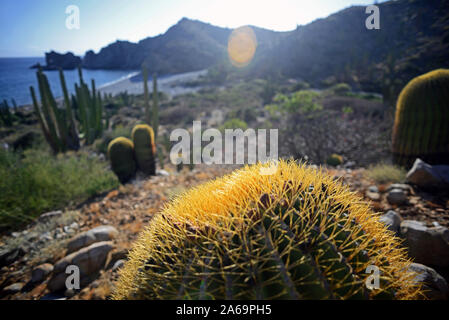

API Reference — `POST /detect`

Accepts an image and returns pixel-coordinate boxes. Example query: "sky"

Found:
[0,0,384,57]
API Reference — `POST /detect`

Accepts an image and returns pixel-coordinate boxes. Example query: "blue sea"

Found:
[0,57,136,106]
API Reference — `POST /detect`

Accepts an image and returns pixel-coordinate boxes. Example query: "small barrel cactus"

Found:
[113,161,422,300]
[107,137,137,183]
[326,154,343,167]
[392,69,449,167]
[132,124,156,176]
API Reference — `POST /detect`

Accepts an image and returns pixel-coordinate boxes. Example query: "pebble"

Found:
[387,188,408,205]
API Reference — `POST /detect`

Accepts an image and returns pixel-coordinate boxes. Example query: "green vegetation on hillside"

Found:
[0,147,118,231]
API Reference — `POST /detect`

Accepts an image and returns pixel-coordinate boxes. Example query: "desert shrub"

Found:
[364,163,406,184]
[0,148,118,230]
[269,90,322,115]
[329,83,352,96]
[219,118,248,131]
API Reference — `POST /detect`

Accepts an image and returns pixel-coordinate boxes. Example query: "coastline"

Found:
[98,69,208,97]
[13,69,208,110]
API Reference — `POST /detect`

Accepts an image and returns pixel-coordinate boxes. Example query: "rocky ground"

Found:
[0,160,448,300]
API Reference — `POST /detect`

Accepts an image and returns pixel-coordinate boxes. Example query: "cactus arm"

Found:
[30,86,59,153]
[152,73,159,139]
[143,65,151,125]
[36,69,63,152]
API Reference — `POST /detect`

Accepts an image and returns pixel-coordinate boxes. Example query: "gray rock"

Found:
[2,282,24,295]
[38,210,63,223]
[406,158,449,189]
[379,210,402,234]
[386,188,408,205]
[366,190,380,201]
[0,247,25,267]
[31,263,54,283]
[409,263,449,300]
[112,259,125,271]
[387,183,413,194]
[400,220,449,267]
[64,288,76,298]
[156,169,170,176]
[368,185,379,193]
[47,241,114,292]
[39,232,53,242]
[66,225,118,254]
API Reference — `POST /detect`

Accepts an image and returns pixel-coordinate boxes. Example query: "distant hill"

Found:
[81,18,285,74]
[251,0,449,92]
[45,0,448,92]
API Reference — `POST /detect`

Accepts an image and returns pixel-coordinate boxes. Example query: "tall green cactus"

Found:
[107,137,137,183]
[30,68,80,153]
[75,66,105,145]
[114,161,424,300]
[152,73,159,140]
[143,66,151,125]
[392,69,449,167]
[132,124,156,176]
[142,66,159,140]
[0,100,14,127]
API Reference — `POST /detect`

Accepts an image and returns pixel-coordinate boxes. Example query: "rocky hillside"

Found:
[252,0,449,92]
[45,0,449,93]
[82,18,285,73]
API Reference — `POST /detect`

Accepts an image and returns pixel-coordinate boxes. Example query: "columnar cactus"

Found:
[132,124,156,176]
[113,161,423,300]
[392,69,449,167]
[75,66,104,145]
[30,68,80,153]
[107,137,137,183]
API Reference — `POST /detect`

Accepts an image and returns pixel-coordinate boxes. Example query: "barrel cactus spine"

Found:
[392,69,449,167]
[132,124,156,176]
[113,161,423,300]
[107,137,137,184]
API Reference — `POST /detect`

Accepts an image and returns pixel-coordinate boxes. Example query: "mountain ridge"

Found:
[43,0,449,92]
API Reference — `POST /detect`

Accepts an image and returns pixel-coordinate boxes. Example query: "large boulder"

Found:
[409,263,449,300]
[379,210,402,234]
[406,158,449,189]
[400,220,449,267]
[0,246,25,267]
[47,241,114,292]
[66,226,118,254]
[31,263,54,283]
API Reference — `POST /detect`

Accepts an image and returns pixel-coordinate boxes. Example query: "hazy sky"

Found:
[0,0,384,57]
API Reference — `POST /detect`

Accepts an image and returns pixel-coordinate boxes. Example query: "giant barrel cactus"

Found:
[108,137,137,183]
[113,161,423,300]
[132,124,156,176]
[392,69,449,167]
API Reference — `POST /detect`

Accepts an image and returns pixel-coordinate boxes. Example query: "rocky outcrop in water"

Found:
[31,51,82,70]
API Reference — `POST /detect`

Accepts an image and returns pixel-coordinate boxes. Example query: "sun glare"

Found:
[227,26,257,67]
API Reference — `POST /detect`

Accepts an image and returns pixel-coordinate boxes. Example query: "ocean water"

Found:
[0,57,136,106]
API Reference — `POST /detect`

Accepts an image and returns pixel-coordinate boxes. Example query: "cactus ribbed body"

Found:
[108,137,136,183]
[30,68,80,153]
[132,124,156,176]
[114,161,422,300]
[392,69,449,167]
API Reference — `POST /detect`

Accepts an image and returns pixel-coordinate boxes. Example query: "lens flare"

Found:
[227,26,257,68]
